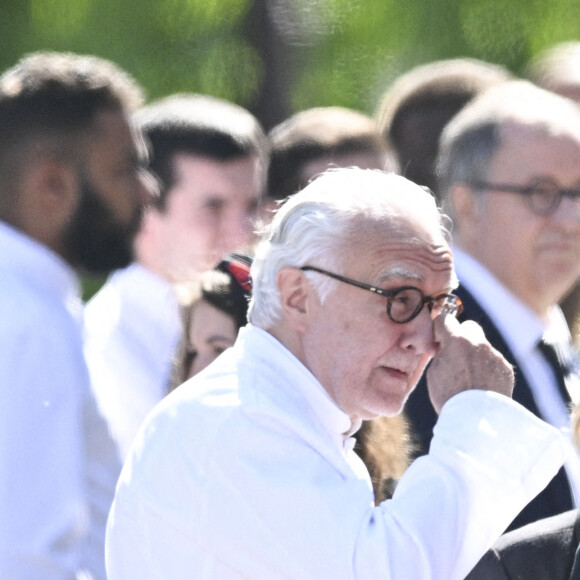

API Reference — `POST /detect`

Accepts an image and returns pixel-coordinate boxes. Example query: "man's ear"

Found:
[276,267,312,333]
[449,183,483,233]
[135,204,161,238]
[18,157,80,248]
[132,205,164,266]
[28,157,80,222]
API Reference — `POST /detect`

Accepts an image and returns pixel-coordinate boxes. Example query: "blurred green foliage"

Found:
[82,274,108,302]
[3,0,580,122]
[4,0,579,300]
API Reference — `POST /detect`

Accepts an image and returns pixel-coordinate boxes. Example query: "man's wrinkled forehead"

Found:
[381,237,456,284]
[344,213,457,285]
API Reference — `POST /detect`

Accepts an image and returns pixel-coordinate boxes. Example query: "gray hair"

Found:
[248,167,450,329]
[437,80,580,220]
[525,41,580,100]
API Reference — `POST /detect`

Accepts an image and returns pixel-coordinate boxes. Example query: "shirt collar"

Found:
[238,325,354,450]
[453,246,568,357]
[106,263,180,328]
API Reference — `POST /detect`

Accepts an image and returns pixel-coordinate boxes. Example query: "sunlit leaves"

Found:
[30,0,91,41]
[154,0,249,39]
[460,0,529,66]
[3,0,580,127]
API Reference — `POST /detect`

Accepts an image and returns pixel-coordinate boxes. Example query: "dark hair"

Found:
[0,51,144,216]
[135,93,268,210]
[169,252,253,390]
[267,106,394,203]
[376,58,511,193]
[200,253,253,330]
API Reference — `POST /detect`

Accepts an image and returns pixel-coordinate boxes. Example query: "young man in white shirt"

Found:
[84,94,268,458]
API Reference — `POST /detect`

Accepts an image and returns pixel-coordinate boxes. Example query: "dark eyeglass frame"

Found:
[300,265,462,324]
[469,178,580,217]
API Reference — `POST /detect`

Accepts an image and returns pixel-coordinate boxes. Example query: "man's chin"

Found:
[64,180,143,275]
[363,396,407,419]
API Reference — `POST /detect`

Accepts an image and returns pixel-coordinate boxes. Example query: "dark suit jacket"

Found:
[404,284,574,531]
[465,509,580,580]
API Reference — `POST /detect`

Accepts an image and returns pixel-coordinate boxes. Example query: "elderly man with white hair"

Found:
[106,168,566,580]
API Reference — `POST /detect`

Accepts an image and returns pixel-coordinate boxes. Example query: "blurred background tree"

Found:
[4,0,580,130]
[3,0,579,297]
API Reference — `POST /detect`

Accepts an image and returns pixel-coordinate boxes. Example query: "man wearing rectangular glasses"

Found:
[405,80,580,533]
[107,167,565,580]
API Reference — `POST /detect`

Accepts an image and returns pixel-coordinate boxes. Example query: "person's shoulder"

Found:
[152,357,245,430]
[140,343,312,456]
[120,364,245,484]
[84,264,153,341]
[0,268,79,339]
[0,270,88,395]
[496,508,580,550]
[467,509,580,580]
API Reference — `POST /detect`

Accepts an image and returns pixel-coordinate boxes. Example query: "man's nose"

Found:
[399,306,438,357]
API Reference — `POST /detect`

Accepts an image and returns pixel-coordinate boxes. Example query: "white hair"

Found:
[248,167,450,329]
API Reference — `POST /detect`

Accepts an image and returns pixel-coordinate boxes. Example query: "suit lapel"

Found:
[456,285,574,528]
[455,285,542,416]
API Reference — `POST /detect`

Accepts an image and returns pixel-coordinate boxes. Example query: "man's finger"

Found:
[432,310,461,344]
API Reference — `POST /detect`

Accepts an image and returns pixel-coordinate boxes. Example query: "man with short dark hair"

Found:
[0,51,155,579]
[376,58,510,195]
[84,93,268,458]
[266,106,396,212]
[107,168,565,580]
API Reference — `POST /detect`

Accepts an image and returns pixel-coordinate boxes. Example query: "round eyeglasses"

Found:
[469,178,580,217]
[300,266,462,324]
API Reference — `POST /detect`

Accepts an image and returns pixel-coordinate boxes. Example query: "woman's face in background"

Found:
[186,298,238,378]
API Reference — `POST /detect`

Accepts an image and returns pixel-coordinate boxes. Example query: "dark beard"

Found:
[63,176,142,275]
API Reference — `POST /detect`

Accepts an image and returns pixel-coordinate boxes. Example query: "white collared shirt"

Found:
[106,324,566,580]
[454,246,580,504]
[0,220,120,580]
[84,263,182,459]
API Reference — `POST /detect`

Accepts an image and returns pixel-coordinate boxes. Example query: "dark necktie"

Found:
[537,339,574,409]
[570,539,580,580]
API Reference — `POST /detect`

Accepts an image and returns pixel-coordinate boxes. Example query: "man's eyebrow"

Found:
[377,268,423,284]
[206,334,235,345]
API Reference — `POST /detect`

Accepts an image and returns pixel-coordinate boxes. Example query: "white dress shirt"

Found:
[106,324,566,580]
[84,263,182,458]
[454,246,580,505]
[0,220,120,580]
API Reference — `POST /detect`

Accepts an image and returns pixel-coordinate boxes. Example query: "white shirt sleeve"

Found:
[106,389,566,580]
[354,390,567,579]
[0,307,88,579]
